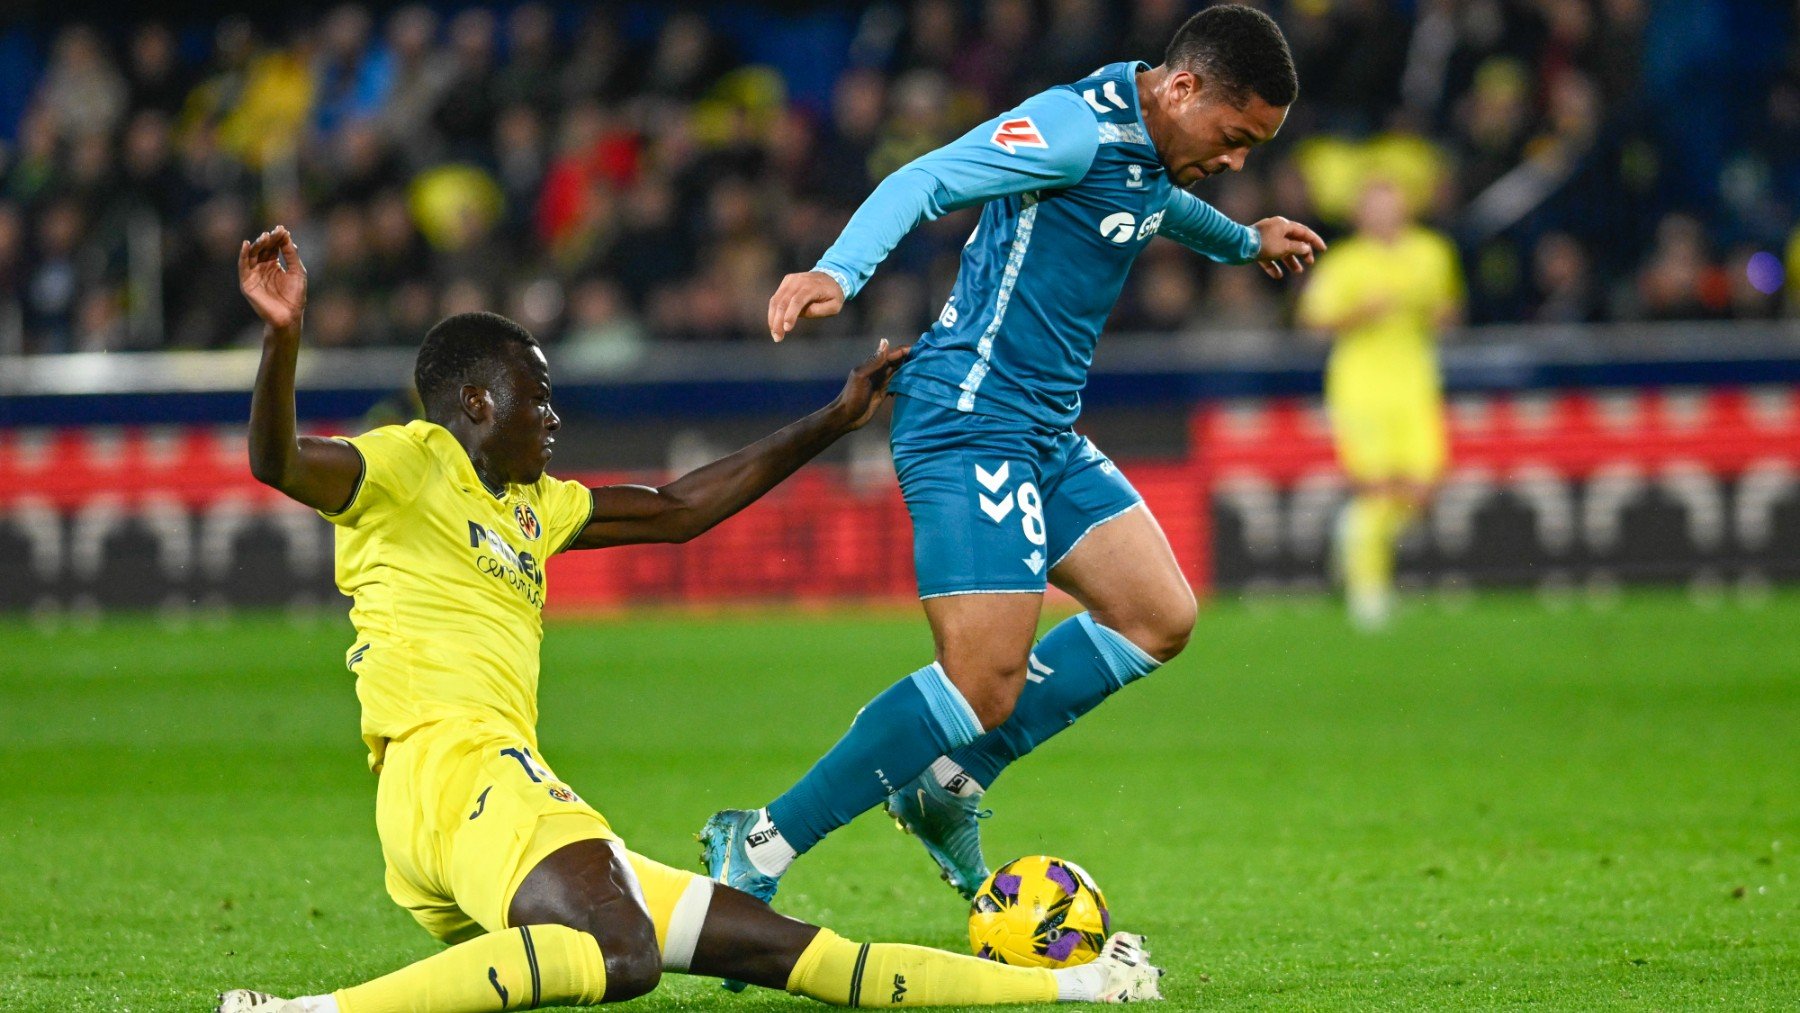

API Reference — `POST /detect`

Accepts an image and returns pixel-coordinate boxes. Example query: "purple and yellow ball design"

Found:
[968,855,1111,968]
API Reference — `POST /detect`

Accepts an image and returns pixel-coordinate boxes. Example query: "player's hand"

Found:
[1251,216,1326,280]
[769,271,847,342]
[829,339,911,430]
[238,225,308,334]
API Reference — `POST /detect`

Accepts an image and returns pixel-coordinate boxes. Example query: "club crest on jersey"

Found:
[548,785,579,803]
[514,504,541,540]
[990,117,1047,154]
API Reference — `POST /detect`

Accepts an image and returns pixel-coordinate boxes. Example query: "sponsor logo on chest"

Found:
[1098,207,1165,244]
[467,518,545,607]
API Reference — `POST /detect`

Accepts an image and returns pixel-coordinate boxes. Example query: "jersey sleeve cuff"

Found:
[553,488,598,555]
[813,265,854,302]
[316,437,368,522]
[1235,223,1261,265]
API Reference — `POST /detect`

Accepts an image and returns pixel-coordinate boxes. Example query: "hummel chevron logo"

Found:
[1081,82,1129,113]
[975,462,1010,493]
[1027,652,1054,683]
[1023,550,1045,575]
[976,462,1016,523]
[990,117,1047,154]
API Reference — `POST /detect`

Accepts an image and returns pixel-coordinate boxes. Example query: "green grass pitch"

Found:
[2,592,1796,1011]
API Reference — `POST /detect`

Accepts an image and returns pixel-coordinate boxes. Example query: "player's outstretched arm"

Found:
[566,341,909,550]
[241,226,363,512]
[1160,190,1324,280]
[769,89,1099,341]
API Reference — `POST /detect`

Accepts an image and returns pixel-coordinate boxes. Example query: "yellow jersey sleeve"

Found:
[536,474,596,555]
[319,424,436,527]
[1298,238,1364,330]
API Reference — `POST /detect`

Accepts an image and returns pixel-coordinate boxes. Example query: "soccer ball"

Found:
[968,855,1111,967]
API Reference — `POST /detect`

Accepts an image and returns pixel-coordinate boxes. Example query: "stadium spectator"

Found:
[312,5,392,138]
[377,5,455,163]
[563,275,647,371]
[127,24,193,119]
[1635,213,1729,322]
[0,205,23,353]
[36,27,128,142]
[1528,231,1602,324]
[953,0,1033,109]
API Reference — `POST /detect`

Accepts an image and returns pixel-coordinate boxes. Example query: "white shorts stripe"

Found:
[918,587,1046,600]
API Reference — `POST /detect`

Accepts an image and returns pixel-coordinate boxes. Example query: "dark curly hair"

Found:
[413,312,539,422]
[1164,4,1298,108]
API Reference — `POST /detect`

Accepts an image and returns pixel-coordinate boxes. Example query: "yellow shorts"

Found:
[375,719,710,965]
[1327,391,1448,485]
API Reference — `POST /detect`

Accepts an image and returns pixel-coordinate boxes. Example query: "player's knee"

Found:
[969,686,1019,730]
[1095,590,1196,664]
[947,664,1025,730]
[938,650,1029,730]
[1142,590,1198,662]
[592,921,662,1001]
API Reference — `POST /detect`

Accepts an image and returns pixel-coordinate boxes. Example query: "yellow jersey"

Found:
[1298,226,1463,406]
[320,420,594,769]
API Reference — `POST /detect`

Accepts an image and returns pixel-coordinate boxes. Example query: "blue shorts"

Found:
[890,394,1143,598]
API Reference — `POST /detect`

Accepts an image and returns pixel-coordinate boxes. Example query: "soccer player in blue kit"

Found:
[704,5,1325,902]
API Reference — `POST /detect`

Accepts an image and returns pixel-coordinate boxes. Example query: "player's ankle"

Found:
[1050,962,1107,1002]
[930,757,985,797]
[744,808,798,877]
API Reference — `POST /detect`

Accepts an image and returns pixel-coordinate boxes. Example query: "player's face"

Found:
[486,345,560,483]
[1162,79,1287,188]
[1355,179,1407,240]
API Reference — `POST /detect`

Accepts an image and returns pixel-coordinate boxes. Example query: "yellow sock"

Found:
[335,924,607,1012]
[786,928,1057,1007]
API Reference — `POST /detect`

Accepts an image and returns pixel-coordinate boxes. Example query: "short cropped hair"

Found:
[1164,4,1298,108]
[413,312,539,421]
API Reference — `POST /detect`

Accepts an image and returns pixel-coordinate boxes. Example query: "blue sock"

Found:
[948,613,1160,789]
[768,662,984,855]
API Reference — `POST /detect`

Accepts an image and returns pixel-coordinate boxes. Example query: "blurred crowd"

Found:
[0,0,1796,359]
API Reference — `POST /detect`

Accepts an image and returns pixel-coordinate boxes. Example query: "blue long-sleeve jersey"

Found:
[815,61,1260,429]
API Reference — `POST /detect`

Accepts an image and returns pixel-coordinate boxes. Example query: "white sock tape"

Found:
[662,875,715,972]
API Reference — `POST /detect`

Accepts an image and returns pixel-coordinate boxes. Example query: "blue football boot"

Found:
[885,769,992,900]
[698,808,783,903]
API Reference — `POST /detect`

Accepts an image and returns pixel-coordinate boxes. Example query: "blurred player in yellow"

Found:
[1298,179,1464,629]
[216,226,1162,1013]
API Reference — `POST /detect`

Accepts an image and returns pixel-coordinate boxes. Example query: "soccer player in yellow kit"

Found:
[218,226,1162,1013]
[1297,179,1464,629]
